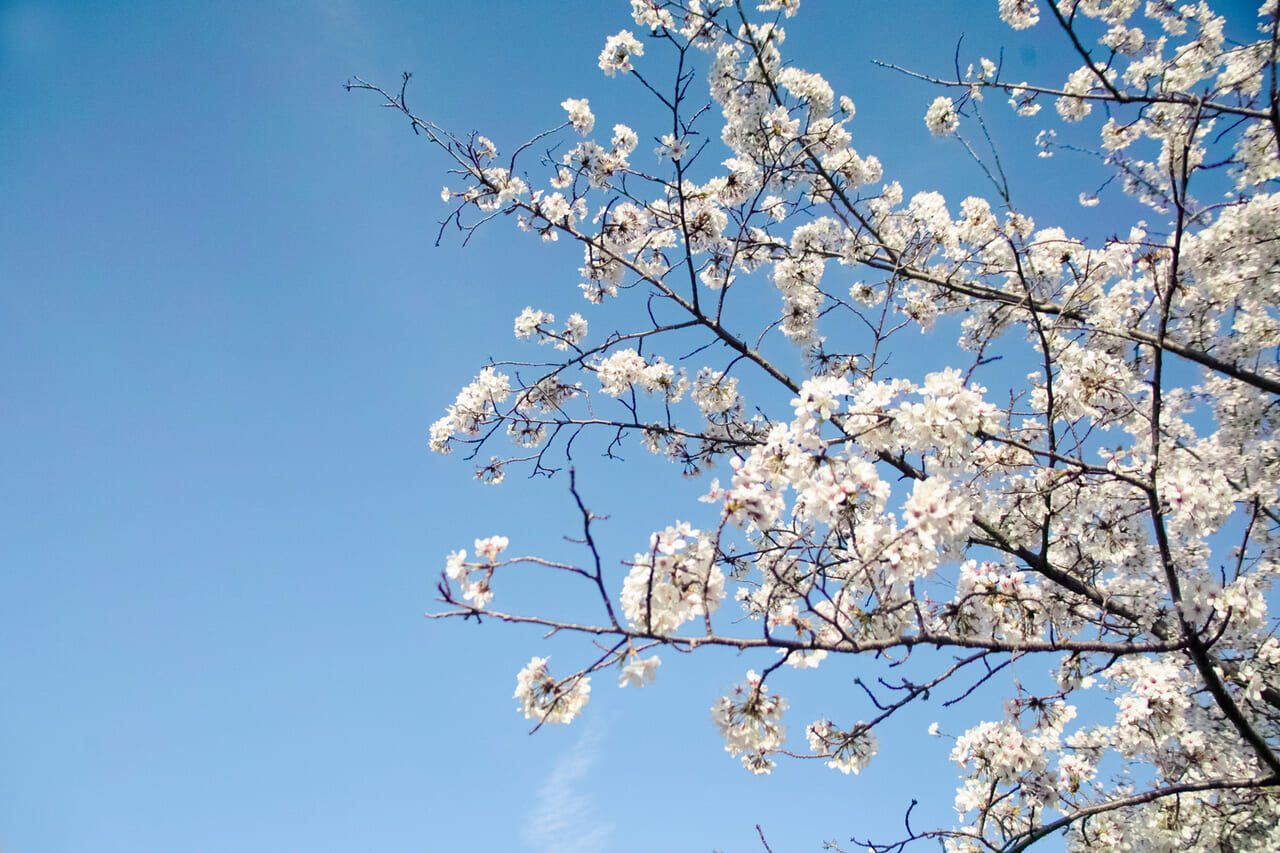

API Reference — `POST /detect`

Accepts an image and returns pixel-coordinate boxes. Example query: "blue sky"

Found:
[2,1,1233,851]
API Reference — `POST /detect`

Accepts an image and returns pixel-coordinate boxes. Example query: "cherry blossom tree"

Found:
[350,0,1280,849]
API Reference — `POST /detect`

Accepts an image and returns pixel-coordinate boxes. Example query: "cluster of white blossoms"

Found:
[598,29,644,76]
[547,124,640,199]
[949,710,1062,813]
[443,536,509,607]
[806,719,878,774]
[998,0,1039,30]
[946,561,1044,640]
[560,97,595,135]
[621,522,725,633]
[593,348,682,398]
[618,652,661,687]
[396,0,1280,848]
[474,535,508,561]
[711,670,789,773]
[513,657,591,724]
[654,132,690,161]
[924,96,960,136]
[512,306,588,351]
[690,368,741,416]
[428,366,510,454]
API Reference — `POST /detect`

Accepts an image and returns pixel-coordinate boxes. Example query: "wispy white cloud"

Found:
[522,722,613,853]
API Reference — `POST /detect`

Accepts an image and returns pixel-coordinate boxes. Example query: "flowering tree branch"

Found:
[355,0,1280,848]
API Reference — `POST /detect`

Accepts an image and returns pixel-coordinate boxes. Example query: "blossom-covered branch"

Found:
[355,0,1280,848]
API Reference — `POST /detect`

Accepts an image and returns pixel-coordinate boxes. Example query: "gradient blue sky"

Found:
[4,1,1238,851]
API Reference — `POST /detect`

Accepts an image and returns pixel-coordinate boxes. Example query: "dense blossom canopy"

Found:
[354,0,1280,849]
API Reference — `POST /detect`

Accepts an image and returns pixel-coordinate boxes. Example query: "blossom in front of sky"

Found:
[924,96,959,135]
[598,29,643,76]
[561,97,595,135]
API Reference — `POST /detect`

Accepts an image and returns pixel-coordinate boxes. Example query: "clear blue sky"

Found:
[0,1,1200,851]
